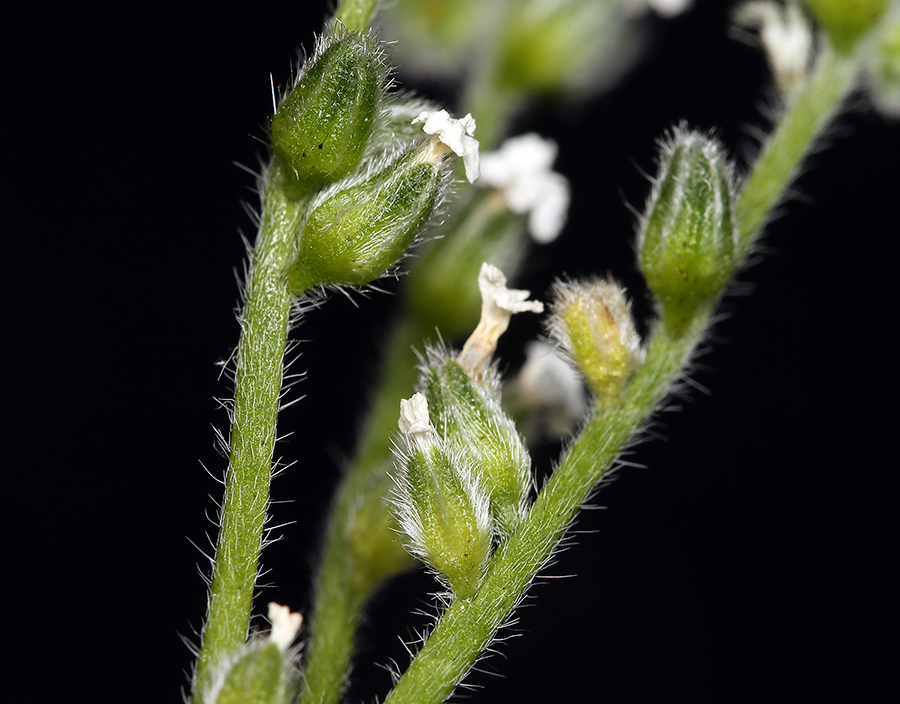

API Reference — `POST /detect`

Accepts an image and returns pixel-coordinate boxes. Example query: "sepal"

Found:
[203,603,301,704]
[269,31,389,191]
[804,0,889,52]
[392,393,493,599]
[422,349,533,537]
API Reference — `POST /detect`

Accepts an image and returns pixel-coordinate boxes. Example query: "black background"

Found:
[11,1,897,701]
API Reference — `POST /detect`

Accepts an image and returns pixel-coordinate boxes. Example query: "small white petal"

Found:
[399,393,438,453]
[267,602,302,652]
[734,1,813,97]
[478,134,570,242]
[479,263,544,315]
[412,109,481,183]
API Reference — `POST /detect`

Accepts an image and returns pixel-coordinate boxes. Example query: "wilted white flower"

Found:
[412,109,481,183]
[458,263,543,374]
[267,602,303,652]
[479,133,571,243]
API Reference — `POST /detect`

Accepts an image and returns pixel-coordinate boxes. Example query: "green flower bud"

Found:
[548,279,644,406]
[205,604,301,704]
[286,146,450,291]
[392,393,493,599]
[379,0,483,77]
[638,126,738,338]
[495,1,639,96]
[804,0,889,52]
[269,31,388,191]
[422,349,532,537]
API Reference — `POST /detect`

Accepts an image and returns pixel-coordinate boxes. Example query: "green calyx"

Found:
[286,149,446,291]
[400,441,492,599]
[269,31,387,192]
[548,279,643,407]
[638,127,737,338]
[211,641,296,704]
[423,353,531,537]
[804,0,889,52]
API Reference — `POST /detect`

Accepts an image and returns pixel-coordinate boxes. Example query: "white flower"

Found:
[398,393,438,455]
[510,341,588,439]
[267,602,302,652]
[458,263,543,375]
[733,1,813,99]
[412,109,481,183]
[479,133,571,243]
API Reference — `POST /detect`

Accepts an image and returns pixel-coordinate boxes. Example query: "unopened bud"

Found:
[638,126,737,337]
[269,31,387,191]
[423,349,532,537]
[804,0,889,52]
[549,279,644,405]
[392,393,493,599]
[287,147,449,290]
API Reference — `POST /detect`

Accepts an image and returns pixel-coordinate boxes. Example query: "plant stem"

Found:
[332,0,378,32]
[735,46,858,254]
[300,314,428,704]
[193,160,306,703]
[383,309,713,704]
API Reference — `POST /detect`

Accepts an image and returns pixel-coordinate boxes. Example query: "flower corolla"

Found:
[458,263,543,375]
[412,109,481,183]
[734,1,813,98]
[267,602,303,652]
[479,133,570,243]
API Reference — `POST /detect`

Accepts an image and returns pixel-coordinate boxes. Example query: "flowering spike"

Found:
[549,279,644,405]
[637,126,737,337]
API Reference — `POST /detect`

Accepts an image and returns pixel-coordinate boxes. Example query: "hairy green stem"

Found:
[735,47,858,253]
[332,0,378,32]
[384,309,713,704]
[300,314,430,704]
[193,160,306,703]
